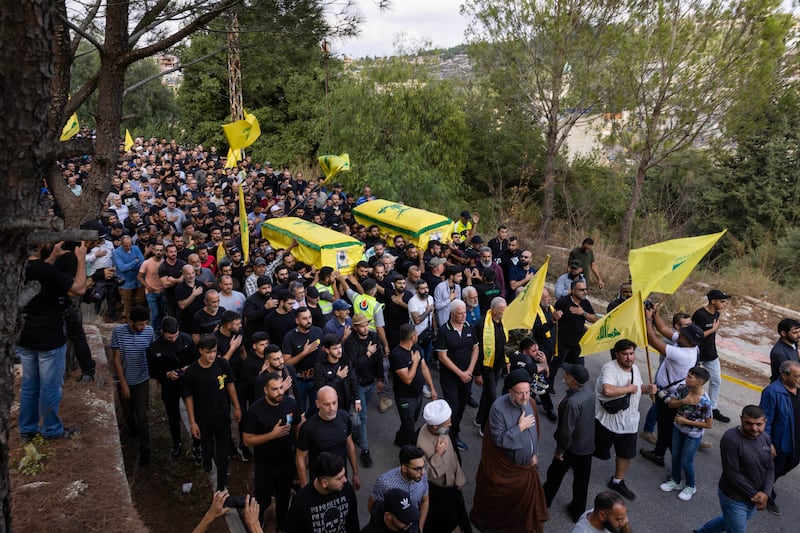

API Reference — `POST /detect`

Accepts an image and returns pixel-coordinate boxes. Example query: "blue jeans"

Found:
[145,292,165,332]
[671,427,702,487]
[697,488,756,533]
[700,358,722,409]
[296,378,318,417]
[357,383,375,450]
[643,403,658,432]
[17,344,67,438]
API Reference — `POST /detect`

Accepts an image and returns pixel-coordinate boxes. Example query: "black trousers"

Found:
[654,396,677,456]
[476,366,504,426]
[771,450,800,502]
[424,483,472,533]
[120,380,150,454]
[440,372,469,443]
[394,394,423,446]
[543,451,593,522]
[200,426,230,491]
[255,461,295,530]
[64,306,95,376]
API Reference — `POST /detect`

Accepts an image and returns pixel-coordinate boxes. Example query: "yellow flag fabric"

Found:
[60,113,79,141]
[124,129,134,152]
[261,217,364,275]
[579,291,647,357]
[222,112,261,150]
[216,239,227,265]
[224,147,241,169]
[352,199,453,251]
[629,230,727,297]
[504,256,549,331]
[238,183,249,262]
[318,154,351,182]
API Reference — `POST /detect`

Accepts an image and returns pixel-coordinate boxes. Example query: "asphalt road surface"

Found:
[354,349,798,533]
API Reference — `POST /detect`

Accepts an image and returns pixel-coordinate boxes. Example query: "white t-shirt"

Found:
[595,360,642,434]
[570,510,610,533]
[408,295,434,335]
[655,344,697,394]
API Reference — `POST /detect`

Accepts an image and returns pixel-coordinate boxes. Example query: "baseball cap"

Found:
[460,210,471,219]
[306,286,320,299]
[382,489,420,525]
[706,289,731,301]
[253,257,267,266]
[333,299,351,311]
[679,324,705,346]
[569,259,583,269]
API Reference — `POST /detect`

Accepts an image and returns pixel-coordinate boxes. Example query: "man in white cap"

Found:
[417,399,472,532]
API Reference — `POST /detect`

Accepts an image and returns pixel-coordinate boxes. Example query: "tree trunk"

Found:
[0,1,58,531]
[618,160,649,252]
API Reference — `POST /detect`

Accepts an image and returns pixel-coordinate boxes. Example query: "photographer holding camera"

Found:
[640,305,704,468]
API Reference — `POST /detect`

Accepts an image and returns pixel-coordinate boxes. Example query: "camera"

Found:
[644,299,654,310]
[656,388,669,401]
[223,495,247,508]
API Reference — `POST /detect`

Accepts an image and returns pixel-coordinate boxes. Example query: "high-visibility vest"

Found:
[315,282,334,315]
[352,293,383,331]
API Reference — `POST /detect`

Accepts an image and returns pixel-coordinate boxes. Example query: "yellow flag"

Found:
[238,183,249,263]
[318,153,351,183]
[579,291,647,357]
[629,230,727,297]
[224,147,241,169]
[503,256,549,331]
[222,111,261,150]
[124,129,134,151]
[60,113,79,141]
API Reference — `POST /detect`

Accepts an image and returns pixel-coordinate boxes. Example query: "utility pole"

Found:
[228,12,243,122]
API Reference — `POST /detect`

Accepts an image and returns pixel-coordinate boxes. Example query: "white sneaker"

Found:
[678,486,696,501]
[660,480,682,492]
[423,385,432,399]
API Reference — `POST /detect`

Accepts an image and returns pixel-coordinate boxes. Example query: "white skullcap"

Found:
[423,399,451,426]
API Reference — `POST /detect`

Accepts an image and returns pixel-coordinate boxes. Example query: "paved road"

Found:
[355,350,798,533]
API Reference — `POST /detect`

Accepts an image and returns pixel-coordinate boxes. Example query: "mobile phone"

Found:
[224,495,247,508]
[286,413,293,425]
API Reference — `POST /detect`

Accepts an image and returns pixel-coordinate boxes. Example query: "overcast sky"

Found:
[328,0,469,58]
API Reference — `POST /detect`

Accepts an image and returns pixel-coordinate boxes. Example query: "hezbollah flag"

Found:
[60,113,79,141]
[579,291,647,356]
[238,182,249,262]
[124,129,134,152]
[222,111,261,150]
[224,147,241,169]
[503,256,549,331]
[629,230,727,297]
[318,153,351,183]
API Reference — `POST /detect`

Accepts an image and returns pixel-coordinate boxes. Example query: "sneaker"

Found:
[21,432,39,443]
[478,428,484,438]
[607,478,636,500]
[473,418,482,428]
[678,486,697,501]
[360,449,373,468]
[531,381,549,396]
[170,443,183,461]
[766,500,781,516]
[237,444,252,462]
[660,480,682,492]
[78,374,94,384]
[192,446,203,467]
[639,431,657,444]
[457,438,469,451]
[640,448,665,467]
[699,441,713,451]
[423,385,432,399]
[713,409,731,423]
[44,426,80,440]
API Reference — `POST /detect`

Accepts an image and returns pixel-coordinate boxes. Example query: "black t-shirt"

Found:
[264,309,297,348]
[474,281,502,316]
[390,345,424,398]
[435,321,478,375]
[477,318,507,371]
[692,306,719,361]
[282,326,324,376]
[555,296,594,348]
[192,307,224,335]
[215,330,244,381]
[157,258,186,301]
[286,481,360,533]
[174,281,207,331]
[384,289,413,329]
[296,410,352,472]
[182,357,234,431]
[241,396,301,465]
[145,332,196,385]
[19,259,74,350]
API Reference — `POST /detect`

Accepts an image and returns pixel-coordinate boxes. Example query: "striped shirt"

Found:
[110,324,155,385]
[370,465,428,508]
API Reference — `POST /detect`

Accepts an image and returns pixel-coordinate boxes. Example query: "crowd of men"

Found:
[14,139,800,532]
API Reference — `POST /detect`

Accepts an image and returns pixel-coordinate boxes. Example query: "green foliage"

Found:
[123,60,180,135]
[324,58,469,212]
[560,154,628,233]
